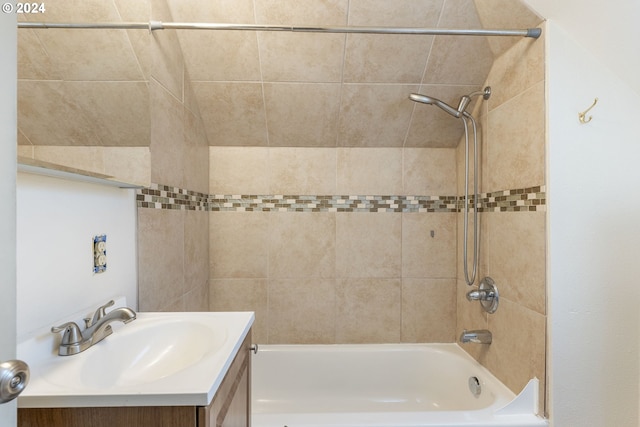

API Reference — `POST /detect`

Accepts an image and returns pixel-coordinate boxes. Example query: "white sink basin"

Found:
[18,311,254,408]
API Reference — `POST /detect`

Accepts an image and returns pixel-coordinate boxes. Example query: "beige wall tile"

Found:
[113,0,150,21]
[210,212,269,279]
[485,82,545,191]
[402,213,457,279]
[184,281,209,312]
[150,80,184,187]
[422,0,492,85]
[486,28,545,110]
[168,0,260,81]
[185,210,209,295]
[183,109,210,194]
[258,33,345,82]
[336,213,401,278]
[31,146,104,172]
[344,0,441,83]
[485,212,546,315]
[269,212,336,278]
[18,80,101,146]
[124,28,152,81]
[473,0,543,58]
[18,29,61,80]
[210,278,268,343]
[113,0,151,79]
[193,82,268,146]
[402,278,456,342]
[348,0,441,26]
[338,84,418,147]
[27,146,151,189]
[168,0,256,23]
[162,297,186,312]
[17,145,33,157]
[254,0,347,82]
[151,0,184,100]
[18,130,33,146]
[337,148,402,194]
[264,83,341,147]
[343,34,433,84]
[33,28,143,81]
[209,147,269,194]
[103,147,151,187]
[178,31,262,82]
[138,208,185,311]
[403,148,457,195]
[268,278,336,344]
[485,298,546,406]
[26,0,118,21]
[255,0,348,25]
[65,82,150,147]
[336,278,401,343]
[183,68,200,118]
[423,35,493,85]
[270,148,337,194]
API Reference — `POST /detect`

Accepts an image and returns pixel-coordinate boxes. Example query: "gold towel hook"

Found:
[578,98,598,124]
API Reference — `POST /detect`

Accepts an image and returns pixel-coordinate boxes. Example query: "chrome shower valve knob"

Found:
[465,277,499,314]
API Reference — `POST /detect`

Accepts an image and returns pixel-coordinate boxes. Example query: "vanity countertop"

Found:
[17,311,254,408]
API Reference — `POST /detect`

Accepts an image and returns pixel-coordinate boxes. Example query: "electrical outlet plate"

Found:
[93,234,107,274]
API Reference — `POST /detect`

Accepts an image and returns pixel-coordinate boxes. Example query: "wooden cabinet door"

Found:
[19,406,197,427]
[199,330,252,427]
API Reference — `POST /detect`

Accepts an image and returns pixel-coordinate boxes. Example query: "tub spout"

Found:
[460,329,492,344]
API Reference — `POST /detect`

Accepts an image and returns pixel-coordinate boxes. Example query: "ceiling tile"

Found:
[264,83,341,147]
[338,84,418,147]
[193,82,268,146]
[343,34,433,83]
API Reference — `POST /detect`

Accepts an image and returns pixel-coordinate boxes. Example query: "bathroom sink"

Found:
[17,310,254,408]
[43,317,228,389]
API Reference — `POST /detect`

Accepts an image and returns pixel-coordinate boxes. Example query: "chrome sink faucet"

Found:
[459,329,492,344]
[51,300,136,356]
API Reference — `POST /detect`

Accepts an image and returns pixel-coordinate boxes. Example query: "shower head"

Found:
[408,93,461,118]
[409,86,491,119]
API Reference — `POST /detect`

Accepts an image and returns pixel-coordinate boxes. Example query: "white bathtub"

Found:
[252,344,548,427]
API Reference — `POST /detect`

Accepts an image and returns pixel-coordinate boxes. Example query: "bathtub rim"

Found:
[251,342,543,419]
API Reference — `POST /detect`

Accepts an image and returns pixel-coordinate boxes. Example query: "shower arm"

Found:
[457,87,492,116]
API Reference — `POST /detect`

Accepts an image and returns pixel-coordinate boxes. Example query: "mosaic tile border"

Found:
[467,185,547,212]
[209,195,459,213]
[137,184,546,213]
[137,183,209,211]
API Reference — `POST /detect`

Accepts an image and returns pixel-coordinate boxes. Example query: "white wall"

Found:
[525,0,640,97]
[0,10,17,427]
[546,21,640,426]
[16,173,138,339]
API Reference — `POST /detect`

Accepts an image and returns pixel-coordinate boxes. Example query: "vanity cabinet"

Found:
[197,331,251,427]
[18,330,252,427]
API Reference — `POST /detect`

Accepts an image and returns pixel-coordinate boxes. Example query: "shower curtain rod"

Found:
[17,21,542,38]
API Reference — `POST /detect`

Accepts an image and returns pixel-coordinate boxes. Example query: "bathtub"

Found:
[251,343,548,427]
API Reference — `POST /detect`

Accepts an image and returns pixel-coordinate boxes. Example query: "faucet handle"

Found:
[51,322,82,345]
[90,300,115,326]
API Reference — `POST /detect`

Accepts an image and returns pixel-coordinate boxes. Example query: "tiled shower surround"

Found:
[16,0,547,414]
[138,173,545,348]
